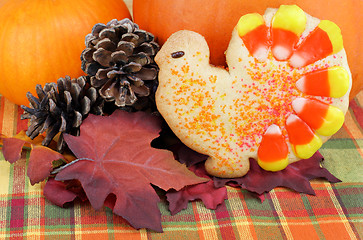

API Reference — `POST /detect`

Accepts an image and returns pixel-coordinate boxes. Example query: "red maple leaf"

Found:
[166,163,227,215]
[55,110,207,232]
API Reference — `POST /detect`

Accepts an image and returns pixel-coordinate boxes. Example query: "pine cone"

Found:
[81,18,159,110]
[21,76,104,151]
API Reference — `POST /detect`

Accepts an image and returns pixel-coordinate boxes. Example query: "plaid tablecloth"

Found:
[0,91,362,240]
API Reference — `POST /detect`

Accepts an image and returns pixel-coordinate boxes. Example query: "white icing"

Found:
[265,124,282,135]
[289,53,306,68]
[286,114,299,125]
[263,8,277,28]
[295,76,306,92]
[292,97,307,114]
[253,47,269,62]
[272,46,291,60]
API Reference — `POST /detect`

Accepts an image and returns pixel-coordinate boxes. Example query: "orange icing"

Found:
[295,99,329,130]
[300,68,330,96]
[286,115,315,145]
[272,28,299,60]
[258,130,288,162]
[291,27,333,67]
[241,25,270,57]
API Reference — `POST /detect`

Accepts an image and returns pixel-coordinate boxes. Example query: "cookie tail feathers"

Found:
[296,66,350,98]
[271,5,307,61]
[289,20,343,68]
[237,13,270,62]
[292,98,345,136]
[257,124,289,172]
[286,114,322,159]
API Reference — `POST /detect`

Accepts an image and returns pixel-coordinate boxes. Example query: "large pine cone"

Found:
[21,76,104,151]
[81,18,159,110]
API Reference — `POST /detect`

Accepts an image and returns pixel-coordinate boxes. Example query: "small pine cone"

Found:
[81,18,159,110]
[21,76,104,151]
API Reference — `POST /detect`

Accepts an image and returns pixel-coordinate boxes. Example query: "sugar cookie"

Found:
[155,5,351,178]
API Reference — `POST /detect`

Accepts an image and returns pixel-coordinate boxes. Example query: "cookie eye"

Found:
[171,51,185,58]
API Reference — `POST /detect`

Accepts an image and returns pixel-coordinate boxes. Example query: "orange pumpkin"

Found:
[0,0,131,106]
[133,0,363,100]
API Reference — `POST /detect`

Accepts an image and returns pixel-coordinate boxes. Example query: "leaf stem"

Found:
[51,157,94,175]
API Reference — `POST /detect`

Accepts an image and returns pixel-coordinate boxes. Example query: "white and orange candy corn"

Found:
[271,5,306,61]
[290,20,343,68]
[286,114,322,159]
[237,13,270,61]
[292,98,345,136]
[257,124,289,171]
[296,66,350,98]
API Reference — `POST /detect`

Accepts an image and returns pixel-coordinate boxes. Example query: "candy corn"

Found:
[237,13,270,61]
[257,124,289,171]
[271,5,306,61]
[290,20,343,68]
[296,66,350,98]
[286,114,322,159]
[292,98,345,136]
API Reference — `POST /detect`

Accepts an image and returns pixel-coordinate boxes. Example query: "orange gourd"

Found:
[133,0,363,100]
[0,0,131,106]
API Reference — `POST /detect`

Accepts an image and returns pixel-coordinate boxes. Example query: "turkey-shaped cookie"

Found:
[155,5,352,178]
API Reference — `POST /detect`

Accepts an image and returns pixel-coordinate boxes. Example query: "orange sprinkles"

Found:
[231,53,304,149]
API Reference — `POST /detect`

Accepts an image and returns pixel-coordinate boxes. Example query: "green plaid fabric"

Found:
[1,92,363,239]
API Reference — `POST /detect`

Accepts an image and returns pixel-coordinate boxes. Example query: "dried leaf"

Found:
[166,163,227,215]
[1,131,67,185]
[55,110,207,232]
[28,146,65,185]
[1,137,27,163]
[213,152,341,196]
[1,131,43,163]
